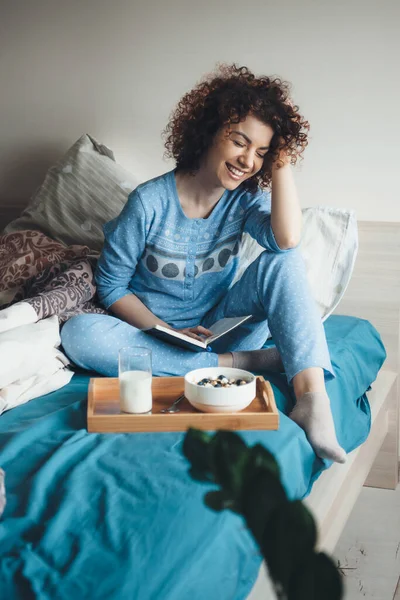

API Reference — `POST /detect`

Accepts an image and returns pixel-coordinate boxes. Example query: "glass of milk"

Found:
[118,347,152,414]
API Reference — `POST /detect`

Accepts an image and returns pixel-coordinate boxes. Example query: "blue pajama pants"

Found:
[61,249,335,383]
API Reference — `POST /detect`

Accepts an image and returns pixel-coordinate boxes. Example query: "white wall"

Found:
[1,0,399,221]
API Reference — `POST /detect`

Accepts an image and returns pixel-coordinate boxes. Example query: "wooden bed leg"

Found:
[364,375,399,490]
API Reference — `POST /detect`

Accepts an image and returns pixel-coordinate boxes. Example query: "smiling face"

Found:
[202,114,275,190]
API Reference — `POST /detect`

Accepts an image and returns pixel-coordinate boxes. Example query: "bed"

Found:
[0,204,398,597]
[248,221,400,599]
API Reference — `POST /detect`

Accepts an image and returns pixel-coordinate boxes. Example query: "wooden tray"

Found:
[87,375,279,433]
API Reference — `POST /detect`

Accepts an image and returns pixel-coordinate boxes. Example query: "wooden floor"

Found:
[334,480,400,599]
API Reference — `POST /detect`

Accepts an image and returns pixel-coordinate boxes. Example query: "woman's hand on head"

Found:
[173,325,213,342]
[272,137,292,169]
[272,97,298,169]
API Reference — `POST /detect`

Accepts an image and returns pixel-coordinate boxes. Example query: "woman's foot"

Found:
[219,357,346,464]
[289,391,347,463]
[291,367,346,463]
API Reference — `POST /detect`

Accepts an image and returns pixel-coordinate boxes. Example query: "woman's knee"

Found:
[61,314,110,362]
[62,314,96,341]
[257,247,304,274]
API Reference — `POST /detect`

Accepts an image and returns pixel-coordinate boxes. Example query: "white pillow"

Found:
[232,206,358,323]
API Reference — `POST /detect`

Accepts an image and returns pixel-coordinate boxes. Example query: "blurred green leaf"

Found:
[205,490,235,512]
[182,428,213,480]
[313,553,343,599]
[288,552,343,599]
[183,429,343,600]
[209,430,247,495]
[262,501,317,592]
[188,466,214,484]
[249,443,280,478]
[241,467,287,546]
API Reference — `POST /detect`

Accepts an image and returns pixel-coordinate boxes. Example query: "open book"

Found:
[145,315,252,352]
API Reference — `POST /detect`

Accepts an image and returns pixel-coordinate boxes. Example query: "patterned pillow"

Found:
[232,206,358,322]
[3,134,140,252]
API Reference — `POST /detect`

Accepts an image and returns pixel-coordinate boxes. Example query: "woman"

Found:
[61,63,346,463]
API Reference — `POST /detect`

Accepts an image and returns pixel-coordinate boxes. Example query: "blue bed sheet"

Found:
[0,315,386,600]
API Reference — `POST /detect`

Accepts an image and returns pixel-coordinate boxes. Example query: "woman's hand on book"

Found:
[172,325,213,342]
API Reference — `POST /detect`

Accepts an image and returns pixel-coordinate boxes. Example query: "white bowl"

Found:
[184,367,256,413]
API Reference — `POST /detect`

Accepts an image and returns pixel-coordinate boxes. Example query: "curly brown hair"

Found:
[162,63,310,193]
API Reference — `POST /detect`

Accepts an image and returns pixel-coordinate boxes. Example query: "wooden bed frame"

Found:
[0,210,398,598]
[248,221,400,599]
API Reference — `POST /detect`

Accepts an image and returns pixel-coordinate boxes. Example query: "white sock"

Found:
[289,391,347,464]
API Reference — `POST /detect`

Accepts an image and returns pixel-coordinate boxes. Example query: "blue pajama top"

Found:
[95,168,288,329]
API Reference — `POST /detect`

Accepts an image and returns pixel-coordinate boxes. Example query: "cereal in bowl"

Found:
[196,374,251,388]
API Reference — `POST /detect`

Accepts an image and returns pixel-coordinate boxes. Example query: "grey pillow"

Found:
[3,134,140,252]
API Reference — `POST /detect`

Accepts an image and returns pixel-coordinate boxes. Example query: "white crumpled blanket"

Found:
[0,303,73,415]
